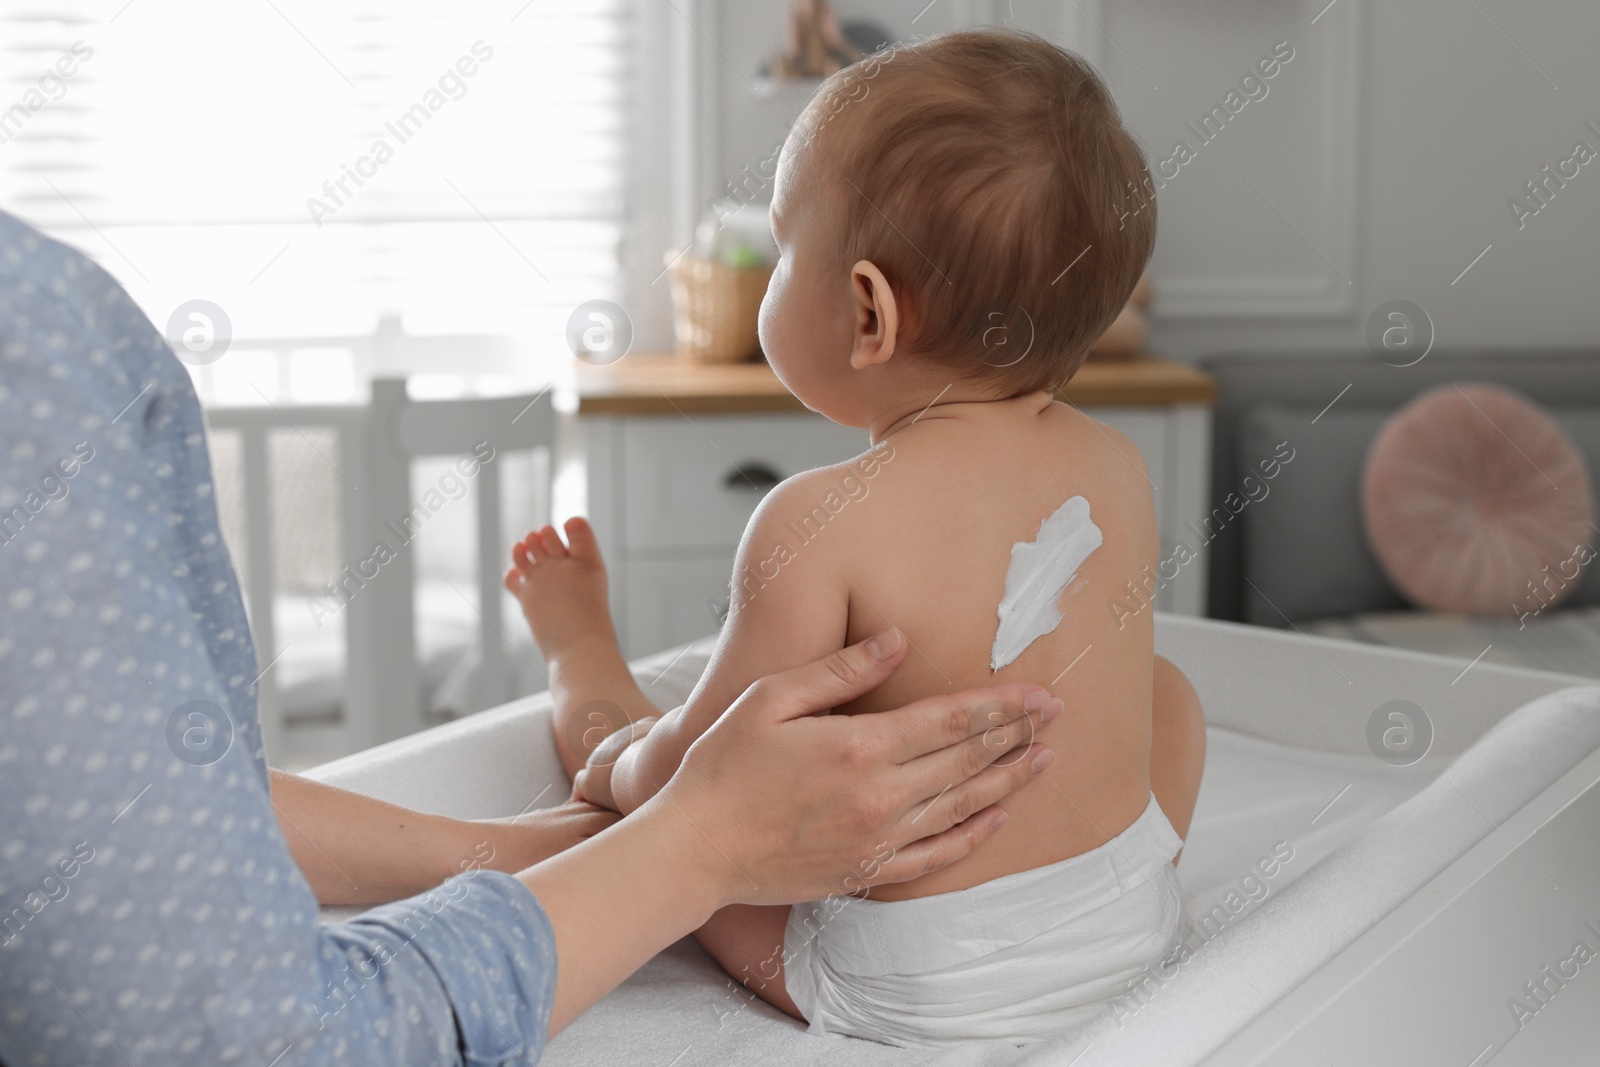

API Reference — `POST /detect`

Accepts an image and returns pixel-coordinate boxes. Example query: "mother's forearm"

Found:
[520,797,727,1035]
[268,770,491,906]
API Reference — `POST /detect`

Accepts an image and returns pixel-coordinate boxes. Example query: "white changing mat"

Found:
[307,618,1600,1066]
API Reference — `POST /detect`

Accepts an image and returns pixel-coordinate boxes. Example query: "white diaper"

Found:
[783,792,1185,1049]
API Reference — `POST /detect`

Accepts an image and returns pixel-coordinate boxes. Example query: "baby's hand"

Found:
[571,716,658,812]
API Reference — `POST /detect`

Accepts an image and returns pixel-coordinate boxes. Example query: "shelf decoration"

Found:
[765,0,861,80]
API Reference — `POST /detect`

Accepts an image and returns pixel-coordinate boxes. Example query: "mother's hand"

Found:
[660,626,1060,908]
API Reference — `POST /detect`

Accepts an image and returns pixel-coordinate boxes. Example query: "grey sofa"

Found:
[1199,349,1600,627]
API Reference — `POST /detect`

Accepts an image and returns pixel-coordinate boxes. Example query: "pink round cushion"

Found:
[1362,383,1595,616]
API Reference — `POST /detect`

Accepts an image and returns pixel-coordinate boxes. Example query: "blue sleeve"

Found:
[0,211,558,1067]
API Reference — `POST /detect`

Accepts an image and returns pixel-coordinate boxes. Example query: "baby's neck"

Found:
[868,387,1054,444]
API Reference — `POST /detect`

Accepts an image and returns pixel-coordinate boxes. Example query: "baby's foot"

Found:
[504,517,618,662]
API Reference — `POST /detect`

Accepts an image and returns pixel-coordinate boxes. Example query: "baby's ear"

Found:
[849,259,899,370]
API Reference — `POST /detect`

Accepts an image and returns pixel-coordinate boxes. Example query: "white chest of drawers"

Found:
[574,356,1215,659]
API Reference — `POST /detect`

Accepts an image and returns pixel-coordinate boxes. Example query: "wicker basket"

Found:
[666,252,774,364]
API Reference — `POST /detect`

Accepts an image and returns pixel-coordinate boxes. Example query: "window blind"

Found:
[0,0,627,356]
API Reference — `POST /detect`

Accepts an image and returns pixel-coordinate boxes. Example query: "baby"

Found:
[505,29,1206,1048]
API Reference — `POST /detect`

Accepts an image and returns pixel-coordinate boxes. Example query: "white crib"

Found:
[203,363,557,765]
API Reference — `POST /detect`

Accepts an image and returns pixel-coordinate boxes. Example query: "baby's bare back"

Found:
[828,393,1159,901]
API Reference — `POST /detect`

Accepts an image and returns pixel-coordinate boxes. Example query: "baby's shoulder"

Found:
[735,441,899,562]
[760,438,900,517]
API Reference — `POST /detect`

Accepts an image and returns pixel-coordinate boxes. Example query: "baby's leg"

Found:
[504,517,660,781]
[695,905,803,1019]
[1150,656,1206,865]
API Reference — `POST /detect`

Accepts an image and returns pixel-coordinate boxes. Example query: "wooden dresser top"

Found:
[574,353,1216,416]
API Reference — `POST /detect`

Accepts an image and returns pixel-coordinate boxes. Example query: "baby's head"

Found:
[760,29,1154,427]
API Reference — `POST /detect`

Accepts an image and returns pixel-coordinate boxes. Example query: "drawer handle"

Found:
[724,462,783,491]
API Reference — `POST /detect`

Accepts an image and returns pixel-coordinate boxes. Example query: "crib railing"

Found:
[204,402,373,759]
[204,376,556,761]
[368,379,557,736]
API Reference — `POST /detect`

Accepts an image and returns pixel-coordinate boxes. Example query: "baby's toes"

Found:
[563,516,603,566]
[511,540,537,573]
[527,526,559,561]
[536,525,569,560]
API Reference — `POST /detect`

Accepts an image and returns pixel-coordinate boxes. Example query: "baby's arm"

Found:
[608,467,853,816]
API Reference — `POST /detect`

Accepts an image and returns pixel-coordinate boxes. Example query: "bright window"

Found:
[0,0,628,369]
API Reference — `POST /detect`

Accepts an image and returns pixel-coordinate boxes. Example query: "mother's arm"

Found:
[279,631,1060,1037]
[268,771,619,905]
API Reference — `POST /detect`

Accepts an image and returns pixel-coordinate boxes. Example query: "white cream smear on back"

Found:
[990,496,1102,671]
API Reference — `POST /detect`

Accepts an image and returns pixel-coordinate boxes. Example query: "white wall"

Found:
[622,0,1600,363]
